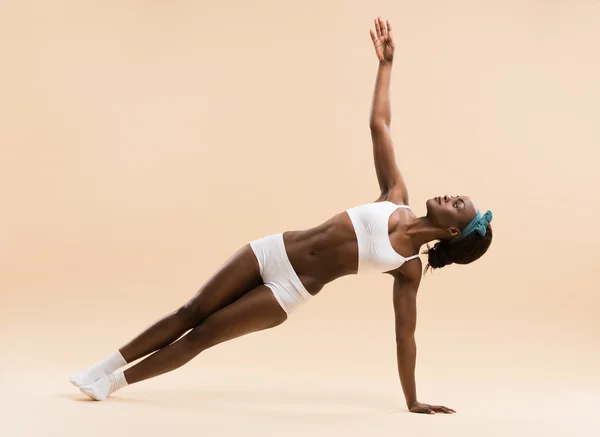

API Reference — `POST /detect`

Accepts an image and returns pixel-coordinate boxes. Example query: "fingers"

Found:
[431,405,456,414]
[379,17,387,36]
[369,28,377,44]
[411,403,456,415]
[373,17,391,41]
[374,17,381,38]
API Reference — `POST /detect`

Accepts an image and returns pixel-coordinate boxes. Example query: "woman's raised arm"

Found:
[369,17,409,204]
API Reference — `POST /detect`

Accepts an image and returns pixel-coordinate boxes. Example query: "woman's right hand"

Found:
[409,401,456,415]
[370,17,395,62]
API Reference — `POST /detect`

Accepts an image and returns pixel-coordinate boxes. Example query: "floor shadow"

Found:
[56,393,98,403]
[56,392,154,404]
[57,386,402,419]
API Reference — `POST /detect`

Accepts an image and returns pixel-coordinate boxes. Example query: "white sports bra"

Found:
[346,201,420,274]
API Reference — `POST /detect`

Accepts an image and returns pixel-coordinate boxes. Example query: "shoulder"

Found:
[375,186,409,206]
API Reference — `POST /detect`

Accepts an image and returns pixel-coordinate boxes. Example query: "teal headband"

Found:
[451,210,493,243]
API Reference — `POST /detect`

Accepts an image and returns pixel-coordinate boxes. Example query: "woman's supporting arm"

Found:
[392,274,419,408]
[392,274,457,414]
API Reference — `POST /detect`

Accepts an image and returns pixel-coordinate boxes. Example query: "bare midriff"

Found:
[282,212,360,295]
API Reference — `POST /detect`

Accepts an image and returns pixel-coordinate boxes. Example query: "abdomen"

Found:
[282,212,359,294]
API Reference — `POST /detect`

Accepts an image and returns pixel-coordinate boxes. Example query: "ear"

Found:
[446,226,461,238]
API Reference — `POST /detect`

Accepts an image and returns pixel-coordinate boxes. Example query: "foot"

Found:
[69,351,128,387]
[79,372,128,401]
[69,368,109,388]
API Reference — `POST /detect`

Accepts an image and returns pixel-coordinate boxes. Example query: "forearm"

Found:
[369,60,393,127]
[396,334,418,408]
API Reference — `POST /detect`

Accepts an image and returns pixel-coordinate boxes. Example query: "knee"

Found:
[175,304,206,331]
[181,322,216,352]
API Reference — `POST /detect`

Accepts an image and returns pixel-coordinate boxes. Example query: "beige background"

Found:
[1,0,599,436]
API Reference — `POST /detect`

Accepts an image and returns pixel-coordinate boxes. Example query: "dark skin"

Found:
[105,17,478,414]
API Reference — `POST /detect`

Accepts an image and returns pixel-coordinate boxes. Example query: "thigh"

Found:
[186,284,287,350]
[179,244,263,326]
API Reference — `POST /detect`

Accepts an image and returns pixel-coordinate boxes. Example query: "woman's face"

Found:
[425,195,478,237]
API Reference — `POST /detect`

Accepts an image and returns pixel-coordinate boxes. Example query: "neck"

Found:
[404,216,449,250]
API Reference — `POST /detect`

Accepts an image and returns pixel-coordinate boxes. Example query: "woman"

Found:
[70,17,493,414]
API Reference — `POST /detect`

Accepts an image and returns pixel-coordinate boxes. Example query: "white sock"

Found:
[69,351,128,387]
[79,371,128,401]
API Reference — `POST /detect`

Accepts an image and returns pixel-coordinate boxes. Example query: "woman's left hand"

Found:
[409,401,456,414]
[370,17,395,62]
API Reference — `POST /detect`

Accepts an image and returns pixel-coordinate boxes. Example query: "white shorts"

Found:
[249,233,312,315]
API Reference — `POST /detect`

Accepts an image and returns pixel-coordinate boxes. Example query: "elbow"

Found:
[395,327,416,345]
[369,118,389,131]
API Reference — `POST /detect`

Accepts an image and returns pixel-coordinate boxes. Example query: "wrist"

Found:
[379,59,393,66]
[407,398,419,408]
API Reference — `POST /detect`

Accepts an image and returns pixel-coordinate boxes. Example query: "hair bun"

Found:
[426,242,454,269]
[423,225,493,274]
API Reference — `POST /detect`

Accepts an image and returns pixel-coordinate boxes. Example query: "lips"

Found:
[436,196,441,205]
